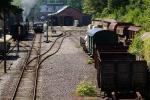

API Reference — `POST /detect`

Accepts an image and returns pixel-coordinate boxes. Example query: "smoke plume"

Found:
[21,0,37,21]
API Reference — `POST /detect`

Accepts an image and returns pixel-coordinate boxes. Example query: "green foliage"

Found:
[67,0,83,10]
[100,8,111,18]
[107,0,113,10]
[82,0,150,30]
[128,32,143,55]
[83,0,107,16]
[122,8,141,23]
[87,57,94,64]
[11,0,21,7]
[129,32,150,68]
[0,0,12,11]
[0,0,17,19]
[76,81,97,96]
[143,35,150,66]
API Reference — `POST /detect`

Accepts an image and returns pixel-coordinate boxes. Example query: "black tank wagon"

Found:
[86,28,118,57]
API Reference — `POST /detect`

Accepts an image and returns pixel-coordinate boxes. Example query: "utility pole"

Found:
[45,21,49,43]
[3,11,7,73]
[17,24,20,55]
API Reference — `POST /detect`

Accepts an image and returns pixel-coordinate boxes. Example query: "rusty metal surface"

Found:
[108,22,118,31]
[127,26,141,32]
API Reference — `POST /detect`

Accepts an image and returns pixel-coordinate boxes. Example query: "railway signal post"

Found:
[44,21,49,43]
[16,23,20,56]
[3,12,7,73]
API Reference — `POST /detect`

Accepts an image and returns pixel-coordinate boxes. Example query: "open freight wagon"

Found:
[94,43,148,99]
[82,27,148,99]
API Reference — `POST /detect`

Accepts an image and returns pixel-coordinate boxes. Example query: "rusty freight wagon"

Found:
[108,22,132,32]
[102,21,111,30]
[115,23,133,46]
[92,19,103,28]
[126,25,141,45]
[94,44,148,99]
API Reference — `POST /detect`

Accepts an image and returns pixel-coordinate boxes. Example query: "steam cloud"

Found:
[21,0,37,21]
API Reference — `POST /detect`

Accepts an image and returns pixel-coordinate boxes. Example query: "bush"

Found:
[128,32,143,55]
[143,36,150,67]
[76,81,97,96]
[129,32,150,68]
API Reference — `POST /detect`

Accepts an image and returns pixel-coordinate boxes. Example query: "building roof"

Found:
[47,5,84,20]
[48,6,69,16]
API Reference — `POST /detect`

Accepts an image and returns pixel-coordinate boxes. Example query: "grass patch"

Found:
[76,81,97,97]
[87,57,94,64]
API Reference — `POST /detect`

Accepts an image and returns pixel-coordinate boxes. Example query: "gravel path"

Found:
[37,35,97,100]
[0,27,100,100]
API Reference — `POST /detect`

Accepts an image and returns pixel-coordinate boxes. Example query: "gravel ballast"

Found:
[37,34,97,100]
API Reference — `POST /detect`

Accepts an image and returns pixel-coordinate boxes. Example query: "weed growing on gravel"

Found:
[87,57,94,64]
[76,81,97,96]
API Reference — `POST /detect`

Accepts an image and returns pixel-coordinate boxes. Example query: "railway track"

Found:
[39,32,69,65]
[11,33,41,100]
[21,28,68,66]
[10,27,69,100]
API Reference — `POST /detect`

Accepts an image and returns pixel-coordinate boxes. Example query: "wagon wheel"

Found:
[94,49,98,69]
[97,61,101,88]
[95,49,100,69]
[95,48,102,88]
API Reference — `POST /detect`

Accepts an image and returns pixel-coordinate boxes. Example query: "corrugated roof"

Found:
[48,6,69,16]
[56,6,68,13]
[87,28,103,37]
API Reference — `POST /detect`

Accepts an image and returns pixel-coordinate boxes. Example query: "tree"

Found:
[107,0,113,10]
[11,0,21,7]
[83,0,107,17]
[0,0,13,19]
[0,0,12,10]
[67,0,83,10]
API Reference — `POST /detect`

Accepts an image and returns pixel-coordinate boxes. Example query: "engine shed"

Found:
[48,6,91,26]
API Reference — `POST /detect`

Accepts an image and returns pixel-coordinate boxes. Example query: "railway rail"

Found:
[11,33,41,100]
[39,31,68,65]
[10,27,69,100]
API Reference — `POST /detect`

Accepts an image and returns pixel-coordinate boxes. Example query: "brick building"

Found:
[47,6,91,26]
